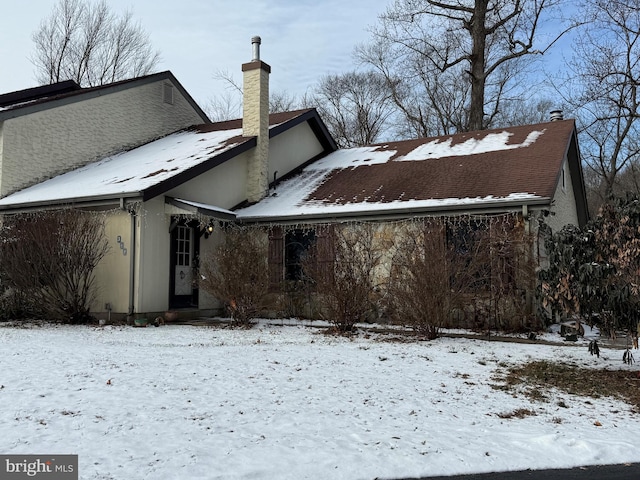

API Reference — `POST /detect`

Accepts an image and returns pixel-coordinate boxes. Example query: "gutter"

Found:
[128,209,137,316]
[237,198,552,225]
[0,194,143,214]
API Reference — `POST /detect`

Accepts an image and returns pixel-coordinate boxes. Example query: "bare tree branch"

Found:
[358,0,568,133]
[31,0,160,86]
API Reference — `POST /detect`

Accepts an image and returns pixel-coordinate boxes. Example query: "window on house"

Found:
[163,83,174,105]
[447,219,488,293]
[285,229,316,281]
[446,217,520,295]
[268,225,334,291]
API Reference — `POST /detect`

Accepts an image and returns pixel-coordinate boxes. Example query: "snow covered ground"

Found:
[0,321,638,480]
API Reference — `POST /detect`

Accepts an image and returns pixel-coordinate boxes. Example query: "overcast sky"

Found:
[0,0,391,108]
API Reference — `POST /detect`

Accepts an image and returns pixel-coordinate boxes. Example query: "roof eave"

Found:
[0,71,209,124]
[269,108,338,152]
[165,197,237,221]
[0,193,143,214]
[237,197,552,225]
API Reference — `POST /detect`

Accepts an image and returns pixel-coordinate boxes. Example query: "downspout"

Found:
[128,209,136,316]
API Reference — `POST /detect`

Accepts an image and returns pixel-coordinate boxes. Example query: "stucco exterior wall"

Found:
[543,158,580,233]
[165,122,325,209]
[92,210,133,316]
[0,123,4,178]
[197,228,225,311]
[135,197,172,314]
[0,79,204,197]
[268,122,324,183]
[167,152,250,209]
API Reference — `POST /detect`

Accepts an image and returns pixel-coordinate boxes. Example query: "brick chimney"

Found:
[242,36,270,204]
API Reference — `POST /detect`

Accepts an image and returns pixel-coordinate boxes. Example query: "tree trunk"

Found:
[468,0,488,131]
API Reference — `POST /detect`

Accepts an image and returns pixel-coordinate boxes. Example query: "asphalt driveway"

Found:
[394,463,640,480]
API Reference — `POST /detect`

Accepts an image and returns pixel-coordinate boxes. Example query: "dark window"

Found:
[446,217,520,295]
[446,219,490,293]
[285,229,316,281]
[268,225,334,291]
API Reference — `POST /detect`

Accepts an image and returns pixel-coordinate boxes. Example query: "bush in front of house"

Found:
[199,225,270,327]
[0,284,38,321]
[387,215,538,338]
[303,223,388,333]
[538,195,640,339]
[0,209,109,323]
[387,221,464,339]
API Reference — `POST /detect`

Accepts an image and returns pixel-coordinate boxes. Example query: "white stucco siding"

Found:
[268,122,324,183]
[544,158,580,233]
[197,229,225,311]
[0,122,4,177]
[165,122,325,209]
[135,197,171,314]
[92,210,133,315]
[166,152,250,209]
[0,79,204,197]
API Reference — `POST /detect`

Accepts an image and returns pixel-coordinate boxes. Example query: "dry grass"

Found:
[497,408,537,419]
[496,360,640,411]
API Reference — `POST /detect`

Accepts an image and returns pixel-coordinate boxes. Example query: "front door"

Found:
[170,219,200,308]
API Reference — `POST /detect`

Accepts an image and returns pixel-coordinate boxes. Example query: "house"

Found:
[0,72,210,197]
[0,37,336,319]
[0,37,588,323]
[233,112,588,325]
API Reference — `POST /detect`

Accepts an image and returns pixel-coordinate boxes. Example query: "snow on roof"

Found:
[398,129,545,161]
[306,146,397,170]
[172,198,236,217]
[236,170,544,220]
[236,125,555,220]
[0,99,39,112]
[0,127,245,207]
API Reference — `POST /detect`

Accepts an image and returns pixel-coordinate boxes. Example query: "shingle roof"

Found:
[0,109,326,211]
[0,71,210,123]
[236,119,578,221]
[0,80,81,109]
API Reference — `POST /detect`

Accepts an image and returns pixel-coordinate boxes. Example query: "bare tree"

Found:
[563,0,640,203]
[303,223,389,333]
[199,225,270,327]
[492,97,555,127]
[0,210,109,323]
[358,0,567,134]
[269,91,301,114]
[204,91,242,123]
[310,71,397,147]
[32,0,160,86]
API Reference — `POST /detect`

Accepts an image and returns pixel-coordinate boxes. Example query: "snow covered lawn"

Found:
[1,322,638,480]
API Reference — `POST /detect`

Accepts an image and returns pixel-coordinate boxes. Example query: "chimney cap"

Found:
[550,110,564,121]
[251,36,261,61]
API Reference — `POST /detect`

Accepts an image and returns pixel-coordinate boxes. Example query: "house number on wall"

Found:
[116,235,127,256]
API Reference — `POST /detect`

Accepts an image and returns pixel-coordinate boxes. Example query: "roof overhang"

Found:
[236,197,552,225]
[165,197,236,221]
[0,193,143,214]
[0,71,210,123]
